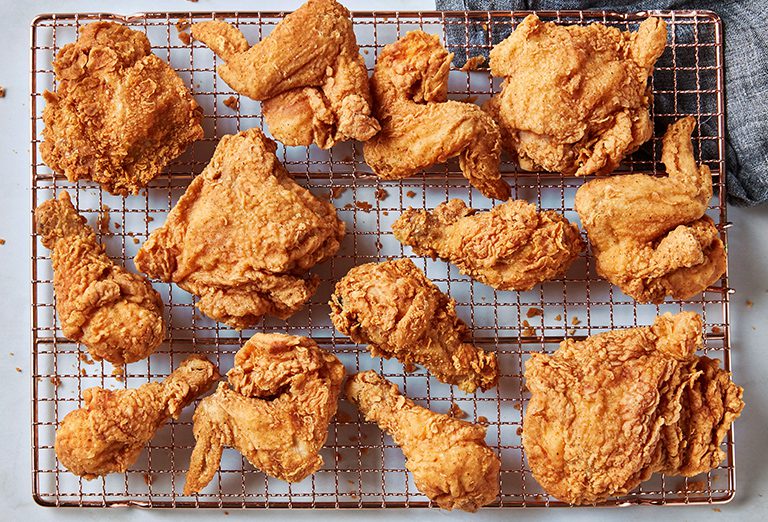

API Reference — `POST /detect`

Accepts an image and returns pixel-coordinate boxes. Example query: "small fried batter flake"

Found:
[183,334,344,493]
[485,15,667,176]
[346,371,500,511]
[191,0,379,148]
[393,199,584,291]
[523,312,743,505]
[41,22,203,195]
[35,191,165,364]
[329,258,498,393]
[575,117,726,303]
[55,355,219,479]
[364,31,510,200]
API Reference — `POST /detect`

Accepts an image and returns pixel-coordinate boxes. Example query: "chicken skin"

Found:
[485,15,667,176]
[41,22,203,196]
[329,259,498,393]
[523,312,743,505]
[191,0,379,148]
[346,371,500,511]
[364,31,510,200]
[35,191,165,364]
[55,355,219,479]
[135,128,345,329]
[184,334,344,494]
[575,117,726,303]
[393,199,584,291]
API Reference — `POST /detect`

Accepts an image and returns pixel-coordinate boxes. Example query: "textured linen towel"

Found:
[436,0,768,206]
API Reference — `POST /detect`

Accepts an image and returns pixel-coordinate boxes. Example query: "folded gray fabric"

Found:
[436,0,768,206]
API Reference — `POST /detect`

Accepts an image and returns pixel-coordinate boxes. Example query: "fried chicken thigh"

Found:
[485,15,667,176]
[346,371,500,511]
[184,334,344,493]
[364,31,510,200]
[35,191,165,364]
[523,312,743,505]
[55,355,219,479]
[191,0,379,148]
[575,117,726,303]
[135,128,345,329]
[393,199,584,291]
[41,22,203,195]
[329,258,498,393]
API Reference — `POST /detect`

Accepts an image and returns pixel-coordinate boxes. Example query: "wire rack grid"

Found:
[31,9,732,509]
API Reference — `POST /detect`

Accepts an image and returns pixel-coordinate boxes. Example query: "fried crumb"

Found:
[113,221,121,229]
[477,416,489,426]
[341,154,354,162]
[516,426,523,436]
[132,237,140,244]
[526,307,543,318]
[178,31,192,45]
[567,328,576,336]
[175,18,190,31]
[361,447,369,455]
[143,473,153,486]
[554,314,562,321]
[570,316,581,325]
[382,210,389,216]
[363,49,369,55]
[713,508,721,513]
[711,325,722,334]
[746,300,753,308]
[406,190,416,198]
[449,401,467,419]
[374,187,389,201]
[112,366,125,382]
[0,239,5,245]
[343,203,354,210]
[331,186,347,199]
[522,319,530,328]
[147,216,154,222]
[460,55,486,71]
[223,96,238,111]
[98,204,111,234]
[355,201,373,212]
[462,95,479,103]
[224,511,229,516]
[336,410,352,423]
[513,402,521,411]
[522,327,534,336]
[80,368,87,376]
[49,376,61,387]
[79,352,94,365]
[0,86,5,98]
[347,479,354,485]
[15,367,21,373]
[682,479,707,492]
[481,22,488,31]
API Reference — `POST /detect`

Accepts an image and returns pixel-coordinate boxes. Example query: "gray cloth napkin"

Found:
[436,0,768,206]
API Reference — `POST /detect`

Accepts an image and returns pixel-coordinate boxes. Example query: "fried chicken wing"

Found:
[393,199,584,291]
[485,15,667,176]
[346,371,500,511]
[183,334,344,493]
[329,258,497,393]
[41,22,203,195]
[363,31,510,200]
[574,117,726,303]
[191,0,379,148]
[35,191,165,364]
[134,128,345,329]
[523,312,743,505]
[55,355,219,479]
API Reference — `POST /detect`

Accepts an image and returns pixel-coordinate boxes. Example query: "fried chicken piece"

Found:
[35,191,165,364]
[363,31,510,200]
[346,371,500,511]
[191,0,379,148]
[329,258,497,393]
[41,22,203,196]
[55,355,219,479]
[574,117,726,303]
[393,199,584,291]
[523,312,743,505]
[183,334,344,493]
[485,15,667,176]
[134,128,344,329]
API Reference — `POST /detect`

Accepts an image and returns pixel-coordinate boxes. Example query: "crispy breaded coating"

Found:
[55,355,219,479]
[575,117,726,303]
[41,22,203,195]
[35,191,165,364]
[364,31,510,200]
[134,128,345,329]
[183,334,344,493]
[329,258,498,393]
[392,199,584,291]
[485,15,667,176]
[523,312,743,505]
[346,371,500,511]
[191,0,379,148]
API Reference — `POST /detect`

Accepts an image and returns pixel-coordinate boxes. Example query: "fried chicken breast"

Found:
[41,22,203,195]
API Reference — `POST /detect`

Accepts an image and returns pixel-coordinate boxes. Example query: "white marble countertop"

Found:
[1,0,765,520]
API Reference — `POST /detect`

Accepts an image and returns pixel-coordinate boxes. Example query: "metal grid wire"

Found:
[31,9,732,508]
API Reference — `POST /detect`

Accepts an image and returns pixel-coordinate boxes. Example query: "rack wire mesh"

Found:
[31,9,732,508]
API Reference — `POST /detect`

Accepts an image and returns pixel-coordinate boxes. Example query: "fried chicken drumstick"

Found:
[35,191,165,364]
[135,128,345,329]
[41,22,203,195]
[364,31,510,200]
[191,0,379,148]
[485,15,667,176]
[393,199,584,291]
[575,117,726,303]
[347,371,500,511]
[55,355,219,479]
[524,312,743,505]
[184,334,344,494]
[329,258,498,393]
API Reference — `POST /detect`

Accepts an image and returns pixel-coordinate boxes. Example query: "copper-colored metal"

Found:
[30,10,732,508]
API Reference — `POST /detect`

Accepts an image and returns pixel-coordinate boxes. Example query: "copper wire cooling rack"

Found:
[30,10,733,508]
